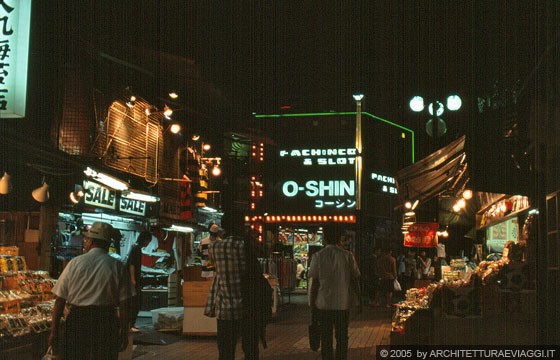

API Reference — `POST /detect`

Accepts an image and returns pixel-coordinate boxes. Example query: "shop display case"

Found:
[0,251,55,359]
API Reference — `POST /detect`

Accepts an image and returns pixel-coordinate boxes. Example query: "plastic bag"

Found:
[393,279,402,292]
[42,346,59,360]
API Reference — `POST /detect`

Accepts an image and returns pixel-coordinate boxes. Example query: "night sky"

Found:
[82,1,542,159]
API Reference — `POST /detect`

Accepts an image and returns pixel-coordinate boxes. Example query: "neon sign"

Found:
[279,148,357,166]
[371,172,398,195]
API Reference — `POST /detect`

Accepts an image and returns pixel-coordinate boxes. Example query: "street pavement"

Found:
[131,290,392,359]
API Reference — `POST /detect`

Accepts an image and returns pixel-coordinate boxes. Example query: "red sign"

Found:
[404,223,439,248]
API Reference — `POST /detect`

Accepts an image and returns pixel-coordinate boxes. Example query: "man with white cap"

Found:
[48,221,132,360]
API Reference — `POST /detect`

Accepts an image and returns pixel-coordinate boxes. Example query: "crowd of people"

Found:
[366,246,448,308]
[51,217,452,360]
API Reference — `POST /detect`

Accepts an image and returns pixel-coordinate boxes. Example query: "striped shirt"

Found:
[204,236,246,320]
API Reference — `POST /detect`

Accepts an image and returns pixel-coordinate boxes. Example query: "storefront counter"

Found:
[182,280,216,336]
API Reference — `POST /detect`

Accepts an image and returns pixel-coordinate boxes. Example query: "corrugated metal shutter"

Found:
[92,100,162,184]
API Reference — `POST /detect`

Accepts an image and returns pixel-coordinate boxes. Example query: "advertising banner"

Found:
[404,223,439,248]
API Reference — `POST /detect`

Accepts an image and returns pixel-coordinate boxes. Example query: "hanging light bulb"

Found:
[69,189,85,204]
[170,123,181,134]
[211,165,221,176]
[462,189,473,200]
[0,172,12,194]
[126,95,136,108]
[163,105,173,117]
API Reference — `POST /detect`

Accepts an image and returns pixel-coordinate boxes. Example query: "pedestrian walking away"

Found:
[48,221,133,360]
[308,224,361,360]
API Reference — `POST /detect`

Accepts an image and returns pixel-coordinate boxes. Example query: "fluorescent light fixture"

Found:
[164,224,194,233]
[122,191,160,202]
[353,94,364,101]
[84,167,129,191]
[201,206,218,213]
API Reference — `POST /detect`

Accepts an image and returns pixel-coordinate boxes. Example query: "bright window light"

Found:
[409,96,424,112]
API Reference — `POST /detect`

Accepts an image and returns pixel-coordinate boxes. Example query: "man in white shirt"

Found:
[49,221,132,360]
[308,224,361,360]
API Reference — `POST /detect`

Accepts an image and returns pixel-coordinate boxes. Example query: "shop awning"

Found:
[395,135,468,207]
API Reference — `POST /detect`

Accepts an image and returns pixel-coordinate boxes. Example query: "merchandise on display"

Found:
[0,250,56,341]
[392,242,531,335]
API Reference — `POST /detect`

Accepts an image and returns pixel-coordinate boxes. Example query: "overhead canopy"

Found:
[395,135,468,207]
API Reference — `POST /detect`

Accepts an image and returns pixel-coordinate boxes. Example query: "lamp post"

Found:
[409,94,462,146]
[353,93,365,301]
[353,94,364,212]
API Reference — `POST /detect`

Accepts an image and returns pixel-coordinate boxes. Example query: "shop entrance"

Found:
[274,226,323,290]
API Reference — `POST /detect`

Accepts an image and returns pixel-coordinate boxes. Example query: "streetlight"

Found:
[353,94,364,211]
[409,94,462,138]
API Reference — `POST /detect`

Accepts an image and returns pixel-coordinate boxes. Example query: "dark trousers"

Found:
[64,306,119,360]
[217,318,259,360]
[128,288,142,326]
[317,309,349,360]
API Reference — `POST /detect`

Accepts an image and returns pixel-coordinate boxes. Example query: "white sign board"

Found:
[83,180,117,210]
[0,0,31,118]
[119,198,147,217]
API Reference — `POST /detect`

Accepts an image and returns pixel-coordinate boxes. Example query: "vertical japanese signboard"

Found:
[0,0,31,118]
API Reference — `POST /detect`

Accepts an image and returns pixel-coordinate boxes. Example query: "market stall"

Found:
[391,204,536,345]
[0,247,55,360]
